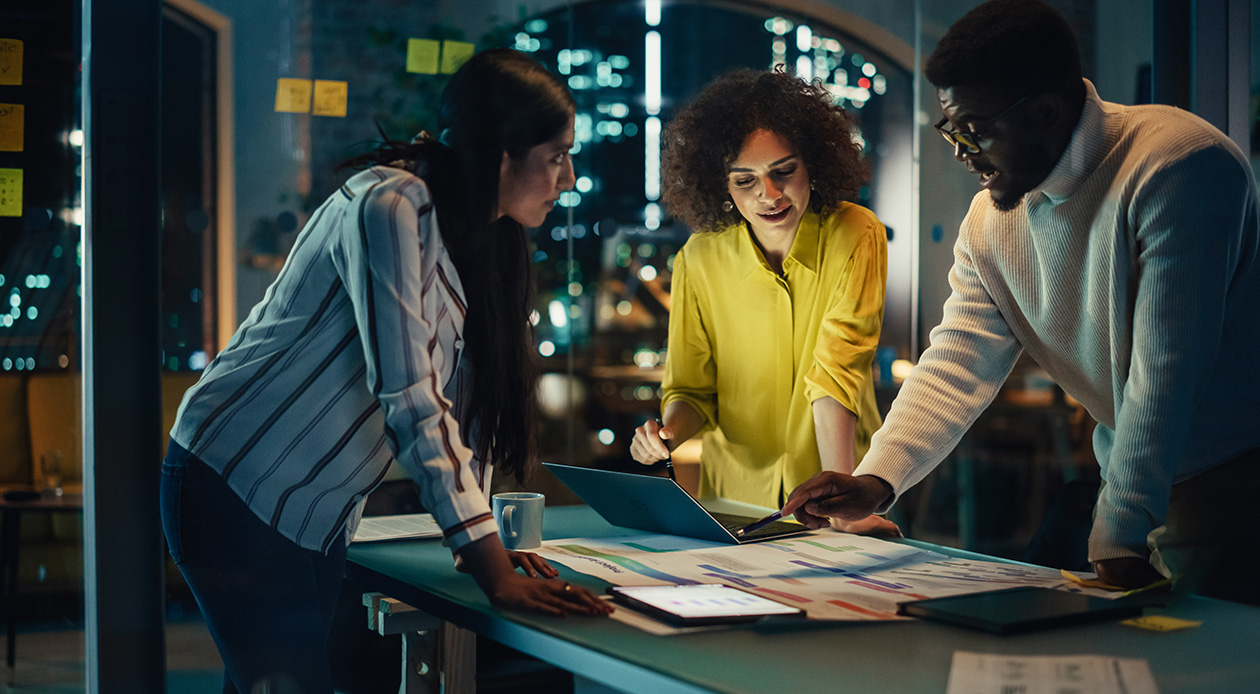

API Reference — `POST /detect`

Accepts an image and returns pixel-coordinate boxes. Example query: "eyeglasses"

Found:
[934,94,1032,154]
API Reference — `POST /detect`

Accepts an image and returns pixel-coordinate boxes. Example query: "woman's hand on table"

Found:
[487,572,613,617]
[507,550,560,578]
[457,534,613,617]
[454,550,560,579]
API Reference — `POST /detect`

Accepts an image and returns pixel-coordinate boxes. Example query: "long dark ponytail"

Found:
[342,49,574,481]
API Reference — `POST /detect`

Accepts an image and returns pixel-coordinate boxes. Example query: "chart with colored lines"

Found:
[536,533,1086,621]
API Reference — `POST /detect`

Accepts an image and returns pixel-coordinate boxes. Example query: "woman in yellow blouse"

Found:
[630,70,898,536]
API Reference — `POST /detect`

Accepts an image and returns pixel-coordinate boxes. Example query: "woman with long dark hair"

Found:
[161,49,610,694]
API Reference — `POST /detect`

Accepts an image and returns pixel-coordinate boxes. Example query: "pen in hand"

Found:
[735,510,783,537]
[654,418,676,481]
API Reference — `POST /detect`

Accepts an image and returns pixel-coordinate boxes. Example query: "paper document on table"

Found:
[946,652,1159,694]
[535,533,1073,621]
[352,514,442,542]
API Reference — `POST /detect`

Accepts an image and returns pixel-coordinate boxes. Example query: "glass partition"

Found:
[0,0,85,664]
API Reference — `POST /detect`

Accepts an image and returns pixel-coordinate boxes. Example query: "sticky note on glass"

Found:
[440,41,475,74]
[0,168,22,217]
[0,103,22,152]
[275,78,312,113]
[406,38,440,74]
[0,39,22,86]
[1121,615,1202,633]
[312,80,348,117]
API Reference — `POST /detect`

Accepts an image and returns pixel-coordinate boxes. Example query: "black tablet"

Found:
[897,586,1142,634]
[608,584,807,626]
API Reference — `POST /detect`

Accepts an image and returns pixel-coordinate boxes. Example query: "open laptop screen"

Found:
[542,462,807,544]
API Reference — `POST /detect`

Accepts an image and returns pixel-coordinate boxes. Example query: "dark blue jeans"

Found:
[161,440,348,694]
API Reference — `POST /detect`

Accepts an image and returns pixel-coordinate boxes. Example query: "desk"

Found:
[0,487,84,671]
[347,506,1260,694]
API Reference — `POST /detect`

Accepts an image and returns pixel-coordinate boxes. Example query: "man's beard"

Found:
[989,190,1025,212]
[988,142,1055,213]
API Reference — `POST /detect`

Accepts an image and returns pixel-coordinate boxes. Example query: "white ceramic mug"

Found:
[492,492,545,550]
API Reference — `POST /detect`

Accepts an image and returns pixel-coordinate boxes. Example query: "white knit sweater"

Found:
[857,80,1260,561]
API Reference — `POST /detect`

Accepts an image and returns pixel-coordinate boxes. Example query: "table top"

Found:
[346,505,1260,694]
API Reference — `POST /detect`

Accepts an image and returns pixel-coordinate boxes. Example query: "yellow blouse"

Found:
[661,204,887,507]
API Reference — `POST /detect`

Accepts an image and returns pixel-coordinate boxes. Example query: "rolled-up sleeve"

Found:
[336,174,496,551]
[804,223,887,413]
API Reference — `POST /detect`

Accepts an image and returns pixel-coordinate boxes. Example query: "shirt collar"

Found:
[787,207,821,274]
[734,206,822,278]
[1035,79,1120,204]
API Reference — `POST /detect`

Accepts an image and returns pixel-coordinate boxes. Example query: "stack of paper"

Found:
[535,532,1095,622]
[352,513,442,543]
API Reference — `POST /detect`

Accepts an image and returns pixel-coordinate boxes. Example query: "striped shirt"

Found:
[857,80,1260,561]
[171,165,496,554]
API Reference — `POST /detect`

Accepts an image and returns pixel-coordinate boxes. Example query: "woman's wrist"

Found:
[456,534,516,593]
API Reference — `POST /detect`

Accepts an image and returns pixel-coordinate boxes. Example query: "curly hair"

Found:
[661,69,868,231]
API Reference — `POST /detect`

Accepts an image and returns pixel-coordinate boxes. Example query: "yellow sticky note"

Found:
[312,80,348,117]
[1121,615,1202,633]
[0,103,22,152]
[0,39,22,86]
[275,78,312,113]
[1060,569,1124,591]
[440,41,475,74]
[406,38,440,74]
[0,168,22,217]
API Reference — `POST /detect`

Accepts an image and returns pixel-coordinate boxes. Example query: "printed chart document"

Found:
[352,513,442,543]
[946,652,1159,694]
[535,533,1108,621]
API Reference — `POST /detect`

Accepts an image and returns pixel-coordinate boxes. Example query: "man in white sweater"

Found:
[783,0,1260,605]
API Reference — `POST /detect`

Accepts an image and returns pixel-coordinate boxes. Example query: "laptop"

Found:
[542,462,808,544]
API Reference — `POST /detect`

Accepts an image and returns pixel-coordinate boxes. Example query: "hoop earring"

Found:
[721,200,734,213]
